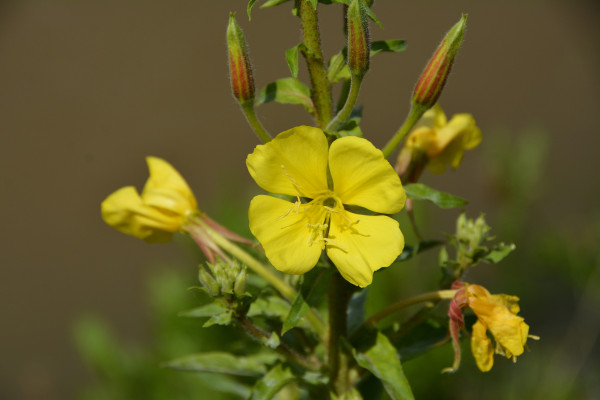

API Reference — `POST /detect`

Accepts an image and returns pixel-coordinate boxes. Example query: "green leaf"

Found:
[179,302,228,318]
[282,267,331,334]
[353,331,414,400]
[165,352,276,377]
[247,0,259,20]
[250,364,296,400]
[309,0,318,9]
[262,332,281,349]
[203,310,233,327]
[261,0,292,8]
[256,78,316,116]
[395,240,444,262]
[248,296,291,320]
[347,289,368,334]
[404,183,468,209]
[370,40,407,56]
[285,44,304,78]
[483,243,516,263]
[327,51,351,83]
[393,318,449,361]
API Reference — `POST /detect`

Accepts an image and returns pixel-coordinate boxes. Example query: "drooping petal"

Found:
[329,136,406,214]
[326,211,404,287]
[101,186,176,242]
[143,156,197,210]
[413,103,447,131]
[471,320,494,372]
[246,126,329,198]
[249,195,322,275]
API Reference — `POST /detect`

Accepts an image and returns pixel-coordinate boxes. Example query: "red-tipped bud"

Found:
[347,0,370,78]
[413,14,467,109]
[227,13,255,104]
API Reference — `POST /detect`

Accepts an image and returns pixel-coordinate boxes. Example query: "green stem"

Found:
[381,103,428,159]
[328,272,356,395]
[204,225,327,336]
[326,74,363,132]
[236,314,321,371]
[299,0,332,128]
[365,289,457,328]
[242,102,271,143]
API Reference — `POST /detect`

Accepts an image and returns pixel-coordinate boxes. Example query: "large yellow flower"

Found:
[466,284,533,372]
[403,104,481,174]
[247,126,406,287]
[101,156,198,243]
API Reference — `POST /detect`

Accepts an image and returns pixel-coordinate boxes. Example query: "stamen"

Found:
[277,196,301,221]
[280,164,304,196]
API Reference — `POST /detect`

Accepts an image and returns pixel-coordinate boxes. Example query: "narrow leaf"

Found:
[165,352,272,377]
[247,0,259,20]
[203,310,233,327]
[179,302,227,318]
[261,0,292,7]
[404,183,468,209]
[483,243,516,263]
[248,296,290,320]
[282,267,331,334]
[255,78,315,115]
[285,44,301,78]
[250,364,296,400]
[354,331,414,400]
[370,40,407,56]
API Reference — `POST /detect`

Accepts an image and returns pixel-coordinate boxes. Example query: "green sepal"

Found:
[352,330,414,400]
[370,40,407,56]
[256,77,316,116]
[249,364,296,400]
[164,352,279,377]
[404,183,468,209]
[281,267,331,334]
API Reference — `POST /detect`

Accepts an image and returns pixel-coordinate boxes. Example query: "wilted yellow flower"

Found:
[101,156,198,243]
[402,104,481,174]
[467,284,535,372]
[445,282,537,373]
[247,126,406,287]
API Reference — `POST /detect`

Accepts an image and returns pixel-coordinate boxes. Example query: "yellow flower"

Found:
[466,284,535,372]
[404,104,481,174]
[247,126,406,287]
[101,156,197,243]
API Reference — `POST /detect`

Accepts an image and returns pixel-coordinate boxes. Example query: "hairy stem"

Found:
[242,102,271,143]
[326,74,363,132]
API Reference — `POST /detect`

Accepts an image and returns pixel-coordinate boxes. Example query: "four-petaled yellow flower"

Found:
[101,156,198,243]
[247,126,406,287]
[403,104,481,174]
[466,284,536,372]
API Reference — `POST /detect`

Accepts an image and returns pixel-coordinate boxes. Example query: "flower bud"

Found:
[346,0,370,78]
[412,14,467,109]
[227,13,255,104]
[198,265,220,297]
[233,266,247,298]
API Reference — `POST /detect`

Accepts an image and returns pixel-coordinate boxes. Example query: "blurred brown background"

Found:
[1,1,599,399]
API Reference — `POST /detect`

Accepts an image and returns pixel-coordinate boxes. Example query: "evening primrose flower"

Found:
[395,104,481,181]
[101,156,250,262]
[247,126,406,287]
[445,282,538,373]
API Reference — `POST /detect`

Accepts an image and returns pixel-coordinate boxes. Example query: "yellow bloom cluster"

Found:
[101,157,198,243]
[247,126,406,287]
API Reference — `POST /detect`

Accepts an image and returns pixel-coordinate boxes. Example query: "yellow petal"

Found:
[326,211,404,287]
[249,195,322,275]
[143,156,197,210]
[469,297,527,358]
[413,103,447,131]
[471,320,494,372]
[246,126,329,198]
[329,136,406,214]
[101,186,175,242]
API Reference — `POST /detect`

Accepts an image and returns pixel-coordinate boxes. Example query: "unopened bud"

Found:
[347,0,370,78]
[234,266,247,297]
[198,265,220,296]
[227,13,255,104]
[412,14,467,109]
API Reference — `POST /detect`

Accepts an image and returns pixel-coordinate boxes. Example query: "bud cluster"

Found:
[198,259,247,298]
